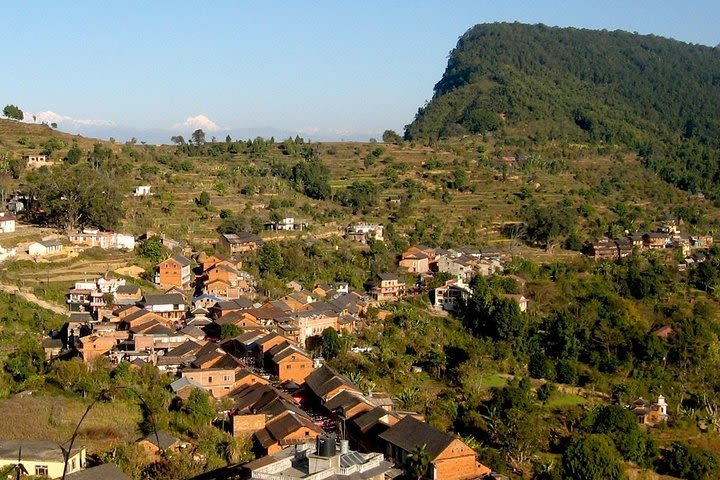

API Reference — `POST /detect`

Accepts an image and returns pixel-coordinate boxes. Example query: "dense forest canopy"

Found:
[406,22,720,199]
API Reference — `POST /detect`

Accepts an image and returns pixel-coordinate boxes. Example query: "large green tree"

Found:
[2,104,23,120]
[561,434,626,480]
[25,164,124,231]
[664,441,720,480]
[583,405,657,466]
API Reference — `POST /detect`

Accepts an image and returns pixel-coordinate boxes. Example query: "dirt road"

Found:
[0,283,69,316]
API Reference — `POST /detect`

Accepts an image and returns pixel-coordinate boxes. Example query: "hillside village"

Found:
[3,22,720,477]
[0,111,720,480]
[0,203,515,479]
[0,162,711,480]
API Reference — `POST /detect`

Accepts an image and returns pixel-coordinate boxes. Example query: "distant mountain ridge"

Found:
[406,22,720,197]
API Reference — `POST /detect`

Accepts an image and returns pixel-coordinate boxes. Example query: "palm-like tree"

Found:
[407,444,430,480]
[9,448,29,480]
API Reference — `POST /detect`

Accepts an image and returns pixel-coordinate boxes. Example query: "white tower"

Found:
[657,395,668,415]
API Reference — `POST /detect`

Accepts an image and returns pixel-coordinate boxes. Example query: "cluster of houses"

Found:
[1,363,493,480]
[394,244,517,313]
[55,270,372,367]
[584,217,713,262]
[68,229,136,250]
[229,364,492,480]
[39,224,510,478]
[628,395,669,427]
[40,262,496,479]
[400,245,506,281]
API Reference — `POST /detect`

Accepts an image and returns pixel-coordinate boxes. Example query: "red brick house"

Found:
[157,254,192,288]
[379,416,491,480]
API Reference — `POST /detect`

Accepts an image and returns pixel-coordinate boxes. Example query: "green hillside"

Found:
[1,114,719,263]
[406,23,720,199]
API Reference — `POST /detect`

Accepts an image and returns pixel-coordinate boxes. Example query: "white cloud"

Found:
[173,114,220,132]
[23,110,114,127]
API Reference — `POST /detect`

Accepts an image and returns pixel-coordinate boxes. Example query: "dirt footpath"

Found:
[0,283,68,316]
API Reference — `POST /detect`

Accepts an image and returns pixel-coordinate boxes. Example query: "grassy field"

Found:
[0,394,141,452]
[546,392,585,408]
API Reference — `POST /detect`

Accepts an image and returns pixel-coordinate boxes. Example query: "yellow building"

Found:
[0,440,86,478]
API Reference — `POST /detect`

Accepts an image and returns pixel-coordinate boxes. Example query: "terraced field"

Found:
[2,118,719,261]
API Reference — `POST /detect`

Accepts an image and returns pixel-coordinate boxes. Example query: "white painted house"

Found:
[68,229,135,250]
[0,212,15,233]
[134,185,152,196]
[0,246,17,262]
[23,154,54,169]
[28,239,63,257]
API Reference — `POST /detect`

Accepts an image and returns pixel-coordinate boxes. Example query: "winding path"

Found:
[0,283,69,316]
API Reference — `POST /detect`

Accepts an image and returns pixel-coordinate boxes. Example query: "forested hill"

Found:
[406,23,720,198]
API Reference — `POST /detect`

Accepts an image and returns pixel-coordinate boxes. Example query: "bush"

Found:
[529,352,555,380]
[555,359,579,385]
[663,441,720,480]
[537,383,556,402]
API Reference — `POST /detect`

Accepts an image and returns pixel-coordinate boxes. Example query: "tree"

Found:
[407,444,430,480]
[25,164,124,231]
[491,408,548,470]
[50,122,57,128]
[64,142,83,164]
[382,129,402,144]
[289,155,331,200]
[584,405,657,466]
[537,383,556,402]
[3,337,44,382]
[191,129,206,146]
[463,109,500,134]
[136,236,169,264]
[195,191,211,208]
[561,434,626,480]
[50,359,90,391]
[184,388,216,424]
[320,327,347,359]
[529,351,555,380]
[664,441,720,480]
[220,324,243,340]
[2,104,23,120]
[170,135,185,146]
[258,241,284,275]
[40,138,64,158]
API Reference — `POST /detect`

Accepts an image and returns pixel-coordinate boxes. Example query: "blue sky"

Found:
[1,1,718,142]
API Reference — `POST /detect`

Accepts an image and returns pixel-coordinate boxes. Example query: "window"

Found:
[286,365,291,369]
[35,465,49,476]
[208,376,213,383]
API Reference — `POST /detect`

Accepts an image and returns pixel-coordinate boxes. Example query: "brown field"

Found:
[0,394,141,452]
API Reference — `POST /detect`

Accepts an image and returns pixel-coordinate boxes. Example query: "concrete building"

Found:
[243,436,393,480]
[28,239,63,257]
[0,212,16,233]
